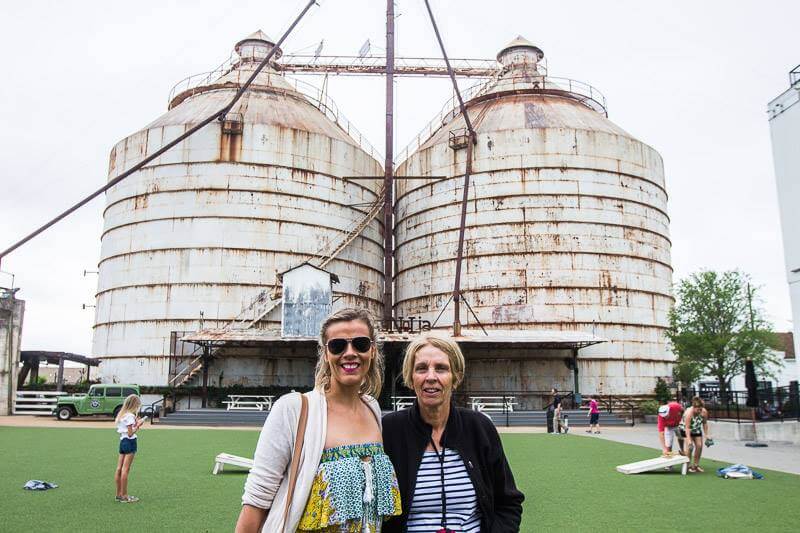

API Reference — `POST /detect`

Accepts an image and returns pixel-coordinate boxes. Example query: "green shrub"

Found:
[640,400,660,415]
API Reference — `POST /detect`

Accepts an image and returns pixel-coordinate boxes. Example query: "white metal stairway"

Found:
[223,187,385,331]
[169,188,385,389]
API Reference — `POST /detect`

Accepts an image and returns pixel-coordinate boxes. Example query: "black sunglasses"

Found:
[326,336,373,355]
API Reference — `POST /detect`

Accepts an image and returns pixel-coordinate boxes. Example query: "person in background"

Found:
[657,400,684,456]
[548,387,561,433]
[681,396,711,473]
[115,394,145,503]
[586,395,601,434]
[382,334,524,532]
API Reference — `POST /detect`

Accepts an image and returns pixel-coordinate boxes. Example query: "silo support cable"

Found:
[421,0,477,336]
[0,0,320,268]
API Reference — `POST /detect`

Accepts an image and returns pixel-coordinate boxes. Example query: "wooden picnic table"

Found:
[390,396,416,411]
[223,395,274,411]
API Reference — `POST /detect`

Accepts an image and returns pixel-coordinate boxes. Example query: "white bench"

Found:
[223,395,274,411]
[470,396,517,413]
[391,396,415,411]
[212,453,254,475]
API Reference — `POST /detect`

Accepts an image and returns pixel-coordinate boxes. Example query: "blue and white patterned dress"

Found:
[298,442,402,533]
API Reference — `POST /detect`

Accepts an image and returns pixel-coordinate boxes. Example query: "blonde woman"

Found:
[681,396,711,473]
[382,334,524,533]
[114,394,145,503]
[236,308,401,532]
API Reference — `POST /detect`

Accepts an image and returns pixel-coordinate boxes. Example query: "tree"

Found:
[654,377,671,404]
[666,270,781,397]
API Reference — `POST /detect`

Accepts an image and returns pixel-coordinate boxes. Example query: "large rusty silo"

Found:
[93,31,384,385]
[395,37,672,396]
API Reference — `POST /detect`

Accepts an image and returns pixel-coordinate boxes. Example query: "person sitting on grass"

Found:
[681,396,710,473]
[115,394,145,503]
[657,400,683,456]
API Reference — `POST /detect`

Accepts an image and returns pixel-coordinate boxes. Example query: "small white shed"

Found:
[280,263,339,338]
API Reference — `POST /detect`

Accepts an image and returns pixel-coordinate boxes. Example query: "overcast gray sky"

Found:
[1,0,797,356]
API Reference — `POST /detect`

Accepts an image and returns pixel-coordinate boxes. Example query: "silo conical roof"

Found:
[497,35,543,61]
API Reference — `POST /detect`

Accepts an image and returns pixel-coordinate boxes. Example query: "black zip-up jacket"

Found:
[382,401,524,532]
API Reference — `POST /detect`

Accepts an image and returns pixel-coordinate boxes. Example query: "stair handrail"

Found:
[313,188,385,269]
[594,394,638,427]
[168,353,204,386]
[145,397,166,424]
[219,187,385,332]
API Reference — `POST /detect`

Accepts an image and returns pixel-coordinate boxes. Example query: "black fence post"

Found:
[791,382,800,422]
[736,395,740,424]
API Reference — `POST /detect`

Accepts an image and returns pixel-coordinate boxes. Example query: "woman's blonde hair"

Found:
[691,396,705,409]
[402,334,466,390]
[116,394,142,423]
[314,307,384,398]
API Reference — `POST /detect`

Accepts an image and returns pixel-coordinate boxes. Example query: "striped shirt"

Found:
[407,448,482,532]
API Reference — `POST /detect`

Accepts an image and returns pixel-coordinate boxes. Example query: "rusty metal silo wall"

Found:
[93,52,383,385]
[395,91,673,396]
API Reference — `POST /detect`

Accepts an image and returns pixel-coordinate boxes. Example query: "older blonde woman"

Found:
[236,308,401,532]
[382,334,524,533]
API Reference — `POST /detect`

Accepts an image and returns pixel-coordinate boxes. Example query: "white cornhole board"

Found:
[616,454,690,475]
[213,453,254,475]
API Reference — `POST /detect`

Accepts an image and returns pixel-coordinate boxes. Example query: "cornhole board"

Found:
[213,453,254,475]
[616,454,690,475]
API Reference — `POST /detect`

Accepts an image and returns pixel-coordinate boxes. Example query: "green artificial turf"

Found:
[0,427,798,532]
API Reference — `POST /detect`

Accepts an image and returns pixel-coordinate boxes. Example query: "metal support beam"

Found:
[202,345,210,409]
[572,348,580,396]
[0,0,318,267]
[277,55,499,77]
[452,140,474,337]
[382,0,395,326]
[56,357,65,392]
[421,0,478,337]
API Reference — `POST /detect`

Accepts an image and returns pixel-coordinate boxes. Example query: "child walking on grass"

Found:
[115,394,145,503]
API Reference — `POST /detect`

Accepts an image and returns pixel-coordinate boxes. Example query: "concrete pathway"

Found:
[0,415,259,431]
[573,423,800,475]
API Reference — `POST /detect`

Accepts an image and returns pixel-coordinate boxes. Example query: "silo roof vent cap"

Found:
[235,29,283,62]
[497,35,544,66]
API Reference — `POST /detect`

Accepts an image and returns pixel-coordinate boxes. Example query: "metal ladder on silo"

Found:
[221,187,386,331]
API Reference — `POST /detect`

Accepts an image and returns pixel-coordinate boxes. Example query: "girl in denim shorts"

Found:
[115,394,144,502]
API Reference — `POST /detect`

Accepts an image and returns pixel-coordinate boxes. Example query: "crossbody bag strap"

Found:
[282,393,309,532]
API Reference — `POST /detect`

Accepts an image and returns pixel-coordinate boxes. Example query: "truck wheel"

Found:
[112,406,121,419]
[57,407,73,421]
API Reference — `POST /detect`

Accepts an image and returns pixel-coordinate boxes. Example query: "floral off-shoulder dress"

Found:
[297,442,402,533]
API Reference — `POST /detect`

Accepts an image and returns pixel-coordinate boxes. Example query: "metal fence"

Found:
[452,390,577,411]
[677,384,800,424]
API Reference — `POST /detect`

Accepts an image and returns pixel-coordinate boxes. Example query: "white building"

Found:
[768,65,800,364]
[727,333,798,390]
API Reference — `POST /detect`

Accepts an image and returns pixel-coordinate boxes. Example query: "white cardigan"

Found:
[242,389,383,532]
